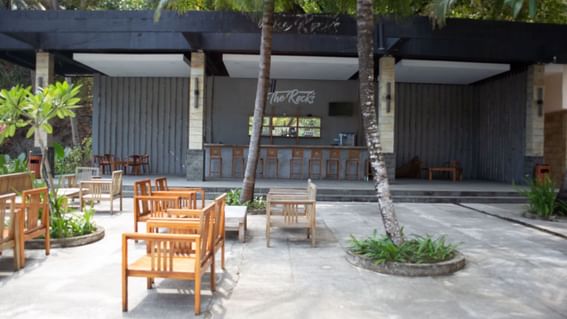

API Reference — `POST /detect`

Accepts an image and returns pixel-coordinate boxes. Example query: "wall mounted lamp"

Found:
[535,86,543,117]
[385,82,392,113]
[194,78,200,109]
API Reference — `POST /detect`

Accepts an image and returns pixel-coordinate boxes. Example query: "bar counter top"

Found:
[204,144,366,149]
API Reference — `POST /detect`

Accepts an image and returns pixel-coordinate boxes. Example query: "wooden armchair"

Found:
[80,170,123,214]
[266,181,317,247]
[153,195,226,270]
[154,176,205,208]
[0,193,23,270]
[132,179,182,233]
[122,204,216,315]
[21,187,50,265]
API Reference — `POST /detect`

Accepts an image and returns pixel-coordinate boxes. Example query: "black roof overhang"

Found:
[0,10,566,76]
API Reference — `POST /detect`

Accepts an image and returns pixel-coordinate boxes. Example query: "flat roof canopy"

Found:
[73,54,190,77]
[396,60,511,85]
[0,10,566,76]
[223,54,358,80]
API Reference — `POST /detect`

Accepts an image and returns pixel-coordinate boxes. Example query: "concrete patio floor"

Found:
[0,200,566,318]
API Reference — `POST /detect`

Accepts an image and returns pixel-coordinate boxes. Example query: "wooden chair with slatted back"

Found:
[141,154,150,174]
[153,193,226,270]
[208,146,223,178]
[231,147,245,178]
[122,203,216,315]
[308,149,323,179]
[259,148,279,178]
[80,170,123,214]
[0,193,22,270]
[213,193,226,269]
[345,149,360,180]
[289,148,304,179]
[326,149,341,179]
[132,179,182,233]
[154,176,205,208]
[21,187,50,266]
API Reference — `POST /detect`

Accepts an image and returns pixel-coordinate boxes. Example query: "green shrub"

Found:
[55,136,92,174]
[517,176,566,218]
[247,195,266,209]
[226,188,242,206]
[226,189,265,208]
[349,231,458,264]
[0,153,28,174]
[48,189,97,239]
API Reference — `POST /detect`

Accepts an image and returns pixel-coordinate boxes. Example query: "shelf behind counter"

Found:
[203,144,369,179]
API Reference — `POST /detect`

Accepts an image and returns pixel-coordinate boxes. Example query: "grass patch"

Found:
[349,231,458,264]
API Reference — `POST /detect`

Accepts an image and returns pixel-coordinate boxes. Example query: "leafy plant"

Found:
[0,82,81,189]
[226,188,243,206]
[55,136,93,174]
[247,195,266,209]
[517,176,566,219]
[349,231,458,264]
[0,153,28,175]
[48,189,97,239]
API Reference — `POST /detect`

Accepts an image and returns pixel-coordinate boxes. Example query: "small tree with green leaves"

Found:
[0,81,81,189]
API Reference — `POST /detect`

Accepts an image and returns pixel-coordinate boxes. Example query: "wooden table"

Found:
[428,167,460,182]
[225,205,247,242]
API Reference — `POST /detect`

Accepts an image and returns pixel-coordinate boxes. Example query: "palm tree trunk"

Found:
[240,0,274,203]
[356,0,404,245]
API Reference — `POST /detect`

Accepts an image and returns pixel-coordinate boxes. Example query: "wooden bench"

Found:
[266,181,317,247]
[122,203,216,315]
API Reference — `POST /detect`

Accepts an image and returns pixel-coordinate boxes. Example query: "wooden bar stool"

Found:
[231,147,245,178]
[289,148,304,179]
[345,149,360,180]
[260,148,279,178]
[308,148,323,179]
[208,146,222,178]
[326,149,340,180]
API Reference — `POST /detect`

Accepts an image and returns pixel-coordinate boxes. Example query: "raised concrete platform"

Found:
[119,176,527,203]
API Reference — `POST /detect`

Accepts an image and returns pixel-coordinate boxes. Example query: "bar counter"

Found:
[204,144,369,180]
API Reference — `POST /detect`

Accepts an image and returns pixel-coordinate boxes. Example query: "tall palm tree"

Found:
[240,0,274,203]
[356,0,404,245]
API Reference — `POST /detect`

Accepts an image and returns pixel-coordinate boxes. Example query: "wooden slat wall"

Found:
[476,70,527,183]
[395,83,477,179]
[92,75,189,175]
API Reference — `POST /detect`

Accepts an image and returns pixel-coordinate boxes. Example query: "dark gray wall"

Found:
[92,75,189,175]
[209,77,360,146]
[395,83,477,179]
[475,70,527,183]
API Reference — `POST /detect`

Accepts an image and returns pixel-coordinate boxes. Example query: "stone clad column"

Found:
[187,51,206,180]
[524,64,545,178]
[378,56,396,178]
[34,51,54,147]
